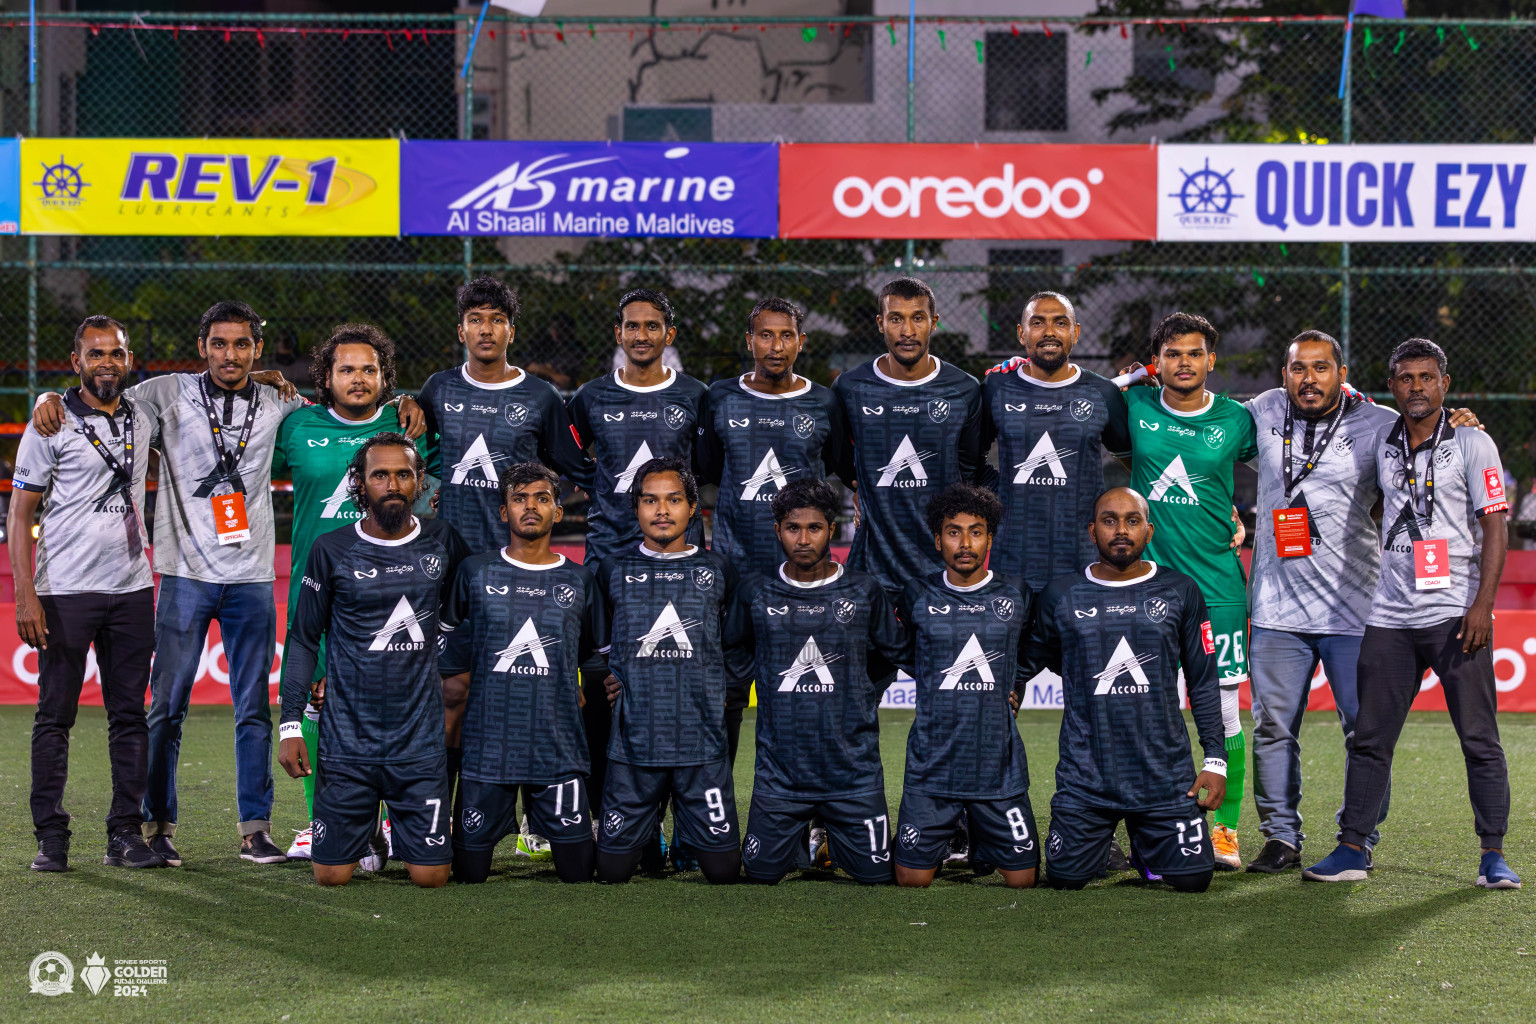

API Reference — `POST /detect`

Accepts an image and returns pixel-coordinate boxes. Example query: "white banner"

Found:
[1158,144,1536,242]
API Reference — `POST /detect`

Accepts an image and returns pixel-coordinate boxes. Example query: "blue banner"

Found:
[0,139,18,235]
[400,140,777,238]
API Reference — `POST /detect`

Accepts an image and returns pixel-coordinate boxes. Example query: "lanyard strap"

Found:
[76,396,135,485]
[1400,409,1448,528]
[1282,394,1351,499]
[199,374,259,494]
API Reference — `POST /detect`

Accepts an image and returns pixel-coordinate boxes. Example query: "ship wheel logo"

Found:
[35,156,90,202]
[1169,158,1241,226]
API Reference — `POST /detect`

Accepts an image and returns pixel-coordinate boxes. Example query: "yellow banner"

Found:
[20,138,399,236]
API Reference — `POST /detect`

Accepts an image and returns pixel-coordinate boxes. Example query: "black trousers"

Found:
[1340,618,1510,849]
[31,589,156,841]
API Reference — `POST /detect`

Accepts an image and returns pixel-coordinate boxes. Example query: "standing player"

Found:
[695,296,850,764]
[1123,312,1256,869]
[271,323,434,860]
[1034,488,1227,892]
[726,479,907,885]
[893,484,1039,889]
[590,458,740,884]
[440,463,605,884]
[981,292,1131,590]
[277,434,469,887]
[833,277,985,597]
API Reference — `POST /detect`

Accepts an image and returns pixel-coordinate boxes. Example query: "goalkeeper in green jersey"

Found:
[271,324,436,860]
[1123,312,1258,871]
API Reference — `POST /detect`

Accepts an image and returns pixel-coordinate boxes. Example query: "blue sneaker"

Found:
[1302,844,1369,882]
[670,832,699,873]
[1478,851,1522,890]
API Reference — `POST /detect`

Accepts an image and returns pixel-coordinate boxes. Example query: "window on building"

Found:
[984,32,1067,132]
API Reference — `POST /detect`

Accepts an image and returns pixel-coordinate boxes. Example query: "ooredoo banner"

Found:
[778,143,1158,240]
[1159,143,1536,242]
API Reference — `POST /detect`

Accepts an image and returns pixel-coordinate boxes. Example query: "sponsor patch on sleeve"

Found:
[1200,620,1215,655]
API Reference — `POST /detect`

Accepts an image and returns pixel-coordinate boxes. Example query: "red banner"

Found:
[778,143,1158,240]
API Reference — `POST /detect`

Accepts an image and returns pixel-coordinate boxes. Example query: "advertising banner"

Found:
[400,140,778,237]
[19,138,399,235]
[779,143,1158,240]
[0,138,17,235]
[1158,143,1536,242]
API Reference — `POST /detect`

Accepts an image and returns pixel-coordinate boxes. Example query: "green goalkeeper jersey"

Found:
[273,404,437,679]
[1125,387,1257,603]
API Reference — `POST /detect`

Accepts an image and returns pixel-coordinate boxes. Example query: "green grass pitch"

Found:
[0,706,1531,1023]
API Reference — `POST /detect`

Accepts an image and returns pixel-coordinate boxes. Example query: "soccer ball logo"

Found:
[834,599,856,623]
[419,555,443,579]
[1335,435,1355,454]
[793,414,816,439]
[664,405,688,431]
[928,399,951,423]
[898,824,921,849]
[553,584,576,608]
[462,808,484,834]
[1145,598,1169,623]
[1203,425,1226,450]
[991,597,1015,621]
[29,951,74,996]
[692,567,715,591]
[1070,398,1094,422]
[603,811,625,836]
[1435,446,1455,465]
[744,835,760,861]
[504,403,529,427]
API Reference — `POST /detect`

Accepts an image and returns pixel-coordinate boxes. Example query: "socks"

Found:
[301,704,320,819]
[1215,730,1246,830]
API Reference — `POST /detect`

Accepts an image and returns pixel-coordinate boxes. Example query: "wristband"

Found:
[279,721,304,741]
[1202,757,1227,778]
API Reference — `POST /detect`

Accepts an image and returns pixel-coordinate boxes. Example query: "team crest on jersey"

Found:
[419,554,444,580]
[603,811,625,836]
[1435,446,1455,465]
[928,398,951,423]
[1335,434,1355,454]
[664,404,688,430]
[1070,397,1094,421]
[1048,830,1063,856]
[311,820,327,847]
[553,583,576,608]
[833,599,856,623]
[991,596,1015,621]
[1144,598,1169,623]
[462,808,484,834]
[793,413,816,439]
[692,566,716,591]
[898,823,921,850]
[1203,425,1226,449]
[744,835,761,861]
[504,403,529,427]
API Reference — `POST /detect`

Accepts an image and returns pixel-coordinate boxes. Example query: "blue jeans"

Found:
[142,576,277,837]
[1249,627,1389,850]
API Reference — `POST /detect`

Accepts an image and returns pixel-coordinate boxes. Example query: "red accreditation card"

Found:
[1414,538,1450,591]
[212,492,251,546]
[1272,508,1312,557]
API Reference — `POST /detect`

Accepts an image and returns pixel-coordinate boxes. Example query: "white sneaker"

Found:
[518,815,554,862]
[286,826,313,860]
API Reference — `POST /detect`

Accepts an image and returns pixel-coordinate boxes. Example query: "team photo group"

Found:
[16,272,1521,894]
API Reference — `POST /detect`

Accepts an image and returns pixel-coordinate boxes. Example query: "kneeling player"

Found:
[591,458,741,884]
[440,463,605,884]
[1032,487,1226,893]
[726,479,907,885]
[894,484,1038,889]
[278,434,469,887]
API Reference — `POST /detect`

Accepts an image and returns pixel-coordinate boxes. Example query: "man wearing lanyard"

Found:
[11,317,162,871]
[1304,339,1519,889]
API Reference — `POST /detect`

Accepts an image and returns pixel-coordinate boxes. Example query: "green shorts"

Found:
[1205,602,1250,687]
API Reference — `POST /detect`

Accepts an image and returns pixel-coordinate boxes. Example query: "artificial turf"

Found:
[0,706,1531,1023]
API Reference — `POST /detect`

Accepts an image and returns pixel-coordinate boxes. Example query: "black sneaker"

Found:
[147,833,182,867]
[1105,838,1134,873]
[104,831,167,869]
[1245,839,1301,874]
[30,837,68,872]
[240,831,288,864]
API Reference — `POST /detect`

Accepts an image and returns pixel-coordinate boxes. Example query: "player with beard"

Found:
[589,458,739,883]
[726,480,907,885]
[695,297,850,767]
[278,434,469,887]
[271,323,435,861]
[440,463,605,884]
[1123,312,1257,870]
[1034,488,1226,892]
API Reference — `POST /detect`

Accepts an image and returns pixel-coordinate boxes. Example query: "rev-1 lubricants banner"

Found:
[20,138,399,235]
[1158,144,1536,242]
[400,140,778,237]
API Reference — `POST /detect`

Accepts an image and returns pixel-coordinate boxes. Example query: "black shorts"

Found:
[312,754,450,867]
[597,759,739,854]
[1045,796,1214,885]
[456,776,592,852]
[894,791,1039,872]
[743,789,893,885]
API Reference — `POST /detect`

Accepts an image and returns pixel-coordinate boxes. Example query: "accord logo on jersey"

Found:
[1146,454,1204,505]
[1013,431,1073,485]
[778,635,840,691]
[321,474,362,520]
[939,634,1003,691]
[635,602,699,658]
[493,618,559,674]
[741,448,793,500]
[875,435,932,487]
[369,595,429,652]
[1093,635,1155,695]
[614,442,656,493]
[450,434,503,488]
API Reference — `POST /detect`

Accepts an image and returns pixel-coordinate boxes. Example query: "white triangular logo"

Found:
[369,594,428,651]
[635,601,697,657]
[450,434,499,485]
[938,633,1000,690]
[876,435,931,487]
[778,635,841,691]
[1093,635,1156,695]
[1013,431,1072,483]
[614,440,656,493]
[741,448,792,500]
[1146,454,1202,504]
[493,617,558,671]
[321,473,355,519]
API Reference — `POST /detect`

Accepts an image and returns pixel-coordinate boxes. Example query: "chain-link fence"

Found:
[4,10,1536,481]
